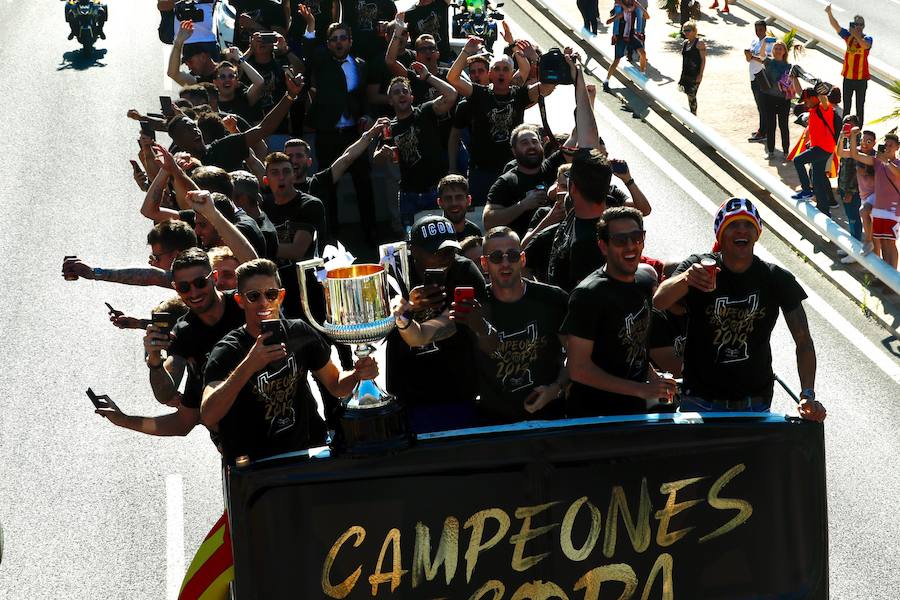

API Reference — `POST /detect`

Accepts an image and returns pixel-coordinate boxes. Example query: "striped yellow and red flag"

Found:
[787,128,808,161]
[178,511,234,600]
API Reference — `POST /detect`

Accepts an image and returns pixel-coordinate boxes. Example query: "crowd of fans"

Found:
[60,0,835,472]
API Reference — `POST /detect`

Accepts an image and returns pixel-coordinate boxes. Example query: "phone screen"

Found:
[423,268,447,287]
[160,96,174,118]
[261,319,286,346]
[152,311,174,335]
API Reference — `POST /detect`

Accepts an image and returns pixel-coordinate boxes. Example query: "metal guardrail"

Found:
[525,0,900,297]
[735,0,900,89]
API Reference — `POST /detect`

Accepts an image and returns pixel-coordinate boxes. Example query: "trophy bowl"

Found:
[297,256,412,456]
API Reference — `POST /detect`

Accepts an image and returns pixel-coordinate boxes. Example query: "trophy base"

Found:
[333,400,415,457]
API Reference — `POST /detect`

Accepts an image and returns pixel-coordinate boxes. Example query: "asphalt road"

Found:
[0,0,898,599]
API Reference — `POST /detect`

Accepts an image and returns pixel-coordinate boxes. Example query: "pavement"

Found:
[0,0,897,599]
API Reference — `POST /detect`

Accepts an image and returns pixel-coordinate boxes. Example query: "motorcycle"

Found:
[452,0,504,51]
[64,0,107,53]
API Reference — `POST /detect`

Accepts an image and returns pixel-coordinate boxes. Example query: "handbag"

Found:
[755,68,773,92]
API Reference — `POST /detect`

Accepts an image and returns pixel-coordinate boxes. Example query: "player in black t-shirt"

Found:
[375,72,457,227]
[438,174,482,240]
[387,215,487,432]
[405,0,453,58]
[231,170,280,261]
[454,227,569,423]
[201,259,378,464]
[561,207,676,417]
[653,198,827,421]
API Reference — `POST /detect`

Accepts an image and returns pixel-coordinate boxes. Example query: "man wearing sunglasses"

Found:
[144,248,248,426]
[387,31,450,108]
[201,259,378,463]
[213,48,267,126]
[562,207,675,417]
[653,198,826,422]
[459,227,569,423]
[387,215,487,433]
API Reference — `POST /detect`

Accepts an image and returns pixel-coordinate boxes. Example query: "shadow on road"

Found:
[58,48,108,71]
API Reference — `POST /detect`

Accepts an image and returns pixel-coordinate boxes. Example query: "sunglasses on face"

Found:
[242,288,281,303]
[329,34,349,42]
[486,249,522,264]
[174,271,213,293]
[683,27,694,32]
[605,230,646,247]
[149,249,174,263]
[217,73,237,80]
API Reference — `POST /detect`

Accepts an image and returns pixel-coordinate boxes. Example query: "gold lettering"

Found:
[639,553,674,600]
[510,580,570,600]
[367,528,407,596]
[468,580,506,600]
[464,508,511,583]
[654,477,705,547]
[602,479,652,558]
[412,517,459,588]
[560,497,602,562]
[699,463,753,543]
[322,526,366,599]
[510,502,560,572]
[573,564,638,600]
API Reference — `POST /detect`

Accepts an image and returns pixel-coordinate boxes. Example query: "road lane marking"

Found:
[162,48,175,92]
[585,79,900,386]
[166,474,185,600]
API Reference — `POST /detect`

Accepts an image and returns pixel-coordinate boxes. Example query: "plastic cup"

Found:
[700,257,717,289]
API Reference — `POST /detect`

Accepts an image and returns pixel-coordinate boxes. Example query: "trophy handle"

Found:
[378,241,411,292]
[296,258,329,336]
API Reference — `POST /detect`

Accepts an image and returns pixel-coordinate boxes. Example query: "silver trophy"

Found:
[297,243,411,454]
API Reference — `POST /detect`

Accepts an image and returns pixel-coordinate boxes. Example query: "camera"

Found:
[175,0,205,22]
[539,48,574,85]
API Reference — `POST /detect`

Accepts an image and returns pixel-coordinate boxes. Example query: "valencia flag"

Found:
[178,511,234,600]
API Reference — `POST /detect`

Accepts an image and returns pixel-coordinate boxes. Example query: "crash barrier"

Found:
[736,0,900,88]
[527,0,900,298]
[226,413,828,599]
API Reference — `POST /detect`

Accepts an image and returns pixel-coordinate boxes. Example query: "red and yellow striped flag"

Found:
[178,512,234,600]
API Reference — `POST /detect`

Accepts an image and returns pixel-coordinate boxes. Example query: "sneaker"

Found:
[764,151,773,159]
[709,0,719,7]
[840,255,856,264]
[722,5,730,12]
[748,134,766,143]
[98,29,106,40]
[861,241,875,256]
[791,190,813,200]
[603,80,611,92]
[837,248,848,256]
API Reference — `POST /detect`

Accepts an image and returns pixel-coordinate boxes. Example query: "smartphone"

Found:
[259,32,278,45]
[139,121,156,139]
[260,319,286,346]
[611,159,629,174]
[152,311,174,335]
[878,143,886,154]
[160,95,174,118]
[86,388,119,411]
[105,302,123,317]
[423,268,447,287]
[129,160,144,174]
[453,287,475,312]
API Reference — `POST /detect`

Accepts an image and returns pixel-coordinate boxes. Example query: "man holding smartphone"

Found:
[453,227,569,423]
[201,259,377,464]
[387,215,487,432]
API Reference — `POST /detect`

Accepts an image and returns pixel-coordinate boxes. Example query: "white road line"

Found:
[162,47,175,92]
[815,0,844,10]
[589,89,900,385]
[889,0,900,6]
[166,474,185,600]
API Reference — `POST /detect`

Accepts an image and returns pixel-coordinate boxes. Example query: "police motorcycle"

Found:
[452,0,504,51]
[63,0,107,53]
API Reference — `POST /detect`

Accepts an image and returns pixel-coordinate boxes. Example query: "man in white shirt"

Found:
[743,20,771,143]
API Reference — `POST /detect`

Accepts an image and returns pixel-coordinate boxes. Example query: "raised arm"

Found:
[140,169,181,222]
[411,62,458,115]
[152,143,199,210]
[509,41,531,88]
[62,256,172,288]
[824,4,842,35]
[847,128,875,165]
[168,21,198,87]
[96,404,200,437]
[448,37,482,98]
[187,190,259,263]
[244,73,304,147]
[568,49,599,148]
[330,118,387,182]
[386,18,411,78]
[653,262,714,310]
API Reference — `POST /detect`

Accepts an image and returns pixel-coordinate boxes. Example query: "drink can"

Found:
[382,123,391,140]
[392,147,400,164]
[700,257,717,289]
[657,372,674,404]
[63,255,78,281]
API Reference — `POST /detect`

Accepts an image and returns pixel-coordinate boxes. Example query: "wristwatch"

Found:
[800,388,816,401]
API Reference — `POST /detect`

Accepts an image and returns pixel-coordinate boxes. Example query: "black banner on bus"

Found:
[227,414,828,599]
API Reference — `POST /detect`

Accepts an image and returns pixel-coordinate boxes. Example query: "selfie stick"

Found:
[773,374,801,405]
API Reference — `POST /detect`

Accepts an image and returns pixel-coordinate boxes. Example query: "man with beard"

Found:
[167,72,305,172]
[447,54,490,175]
[437,174,481,240]
[447,38,555,206]
[167,21,218,87]
[201,259,378,463]
[387,215,487,432]
[562,207,675,416]
[377,71,457,228]
[141,247,248,433]
[455,227,569,423]
[405,0,453,58]
[653,198,826,422]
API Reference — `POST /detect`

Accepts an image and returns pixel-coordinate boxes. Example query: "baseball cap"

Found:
[409,215,461,253]
[713,198,763,242]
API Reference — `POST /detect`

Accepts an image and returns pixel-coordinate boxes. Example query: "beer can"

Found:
[382,123,391,140]
[63,255,78,281]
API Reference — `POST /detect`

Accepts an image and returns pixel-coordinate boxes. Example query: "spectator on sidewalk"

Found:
[577,0,599,36]
[744,21,770,144]
[849,129,900,269]
[678,21,706,115]
[791,84,837,216]
[708,0,729,14]
[754,40,799,159]
[834,117,864,259]
[838,128,877,256]
[825,6,872,125]
[604,0,649,89]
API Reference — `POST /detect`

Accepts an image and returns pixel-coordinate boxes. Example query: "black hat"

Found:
[409,215,461,253]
